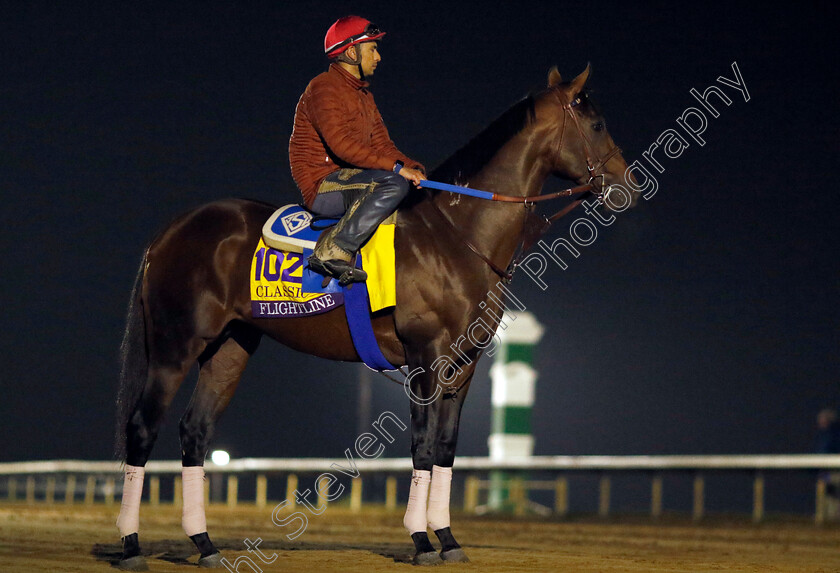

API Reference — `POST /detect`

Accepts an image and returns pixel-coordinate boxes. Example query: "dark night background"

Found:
[1,2,837,513]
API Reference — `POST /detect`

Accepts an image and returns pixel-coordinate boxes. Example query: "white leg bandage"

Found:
[116,465,145,537]
[403,469,431,534]
[181,466,207,537]
[427,465,452,531]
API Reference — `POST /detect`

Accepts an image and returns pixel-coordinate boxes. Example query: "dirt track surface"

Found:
[2,503,840,572]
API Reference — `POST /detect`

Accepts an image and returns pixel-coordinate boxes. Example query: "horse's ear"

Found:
[548,66,562,87]
[568,62,591,95]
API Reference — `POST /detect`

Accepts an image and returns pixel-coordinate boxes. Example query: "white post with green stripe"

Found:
[487,311,544,510]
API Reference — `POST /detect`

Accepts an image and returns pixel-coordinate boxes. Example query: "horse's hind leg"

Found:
[179,324,259,567]
[117,363,192,570]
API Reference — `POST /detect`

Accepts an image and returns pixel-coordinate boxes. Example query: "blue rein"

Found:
[417,179,496,200]
[416,178,596,204]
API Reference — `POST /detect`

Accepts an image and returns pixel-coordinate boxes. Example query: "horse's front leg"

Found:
[427,380,473,563]
[404,355,475,565]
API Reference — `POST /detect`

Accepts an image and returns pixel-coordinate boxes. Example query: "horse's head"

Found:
[537,65,639,211]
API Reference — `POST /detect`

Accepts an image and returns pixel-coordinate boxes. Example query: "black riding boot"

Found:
[309,174,407,286]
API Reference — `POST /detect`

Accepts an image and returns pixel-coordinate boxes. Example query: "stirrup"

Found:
[307,255,368,287]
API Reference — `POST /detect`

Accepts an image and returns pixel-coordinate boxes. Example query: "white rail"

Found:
[3,455,838,523]
[1,454,839,475]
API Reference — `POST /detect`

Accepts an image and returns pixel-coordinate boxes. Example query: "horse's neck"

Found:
[429,128,551,263]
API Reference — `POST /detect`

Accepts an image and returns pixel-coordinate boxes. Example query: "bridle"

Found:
[427,86,624,281]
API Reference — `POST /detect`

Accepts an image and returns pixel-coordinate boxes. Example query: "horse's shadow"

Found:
[91,538,417,568]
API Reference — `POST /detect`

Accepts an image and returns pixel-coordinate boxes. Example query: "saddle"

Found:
[262,204,327,253]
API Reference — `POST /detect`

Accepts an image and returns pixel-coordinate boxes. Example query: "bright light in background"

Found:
[211,450,230,466]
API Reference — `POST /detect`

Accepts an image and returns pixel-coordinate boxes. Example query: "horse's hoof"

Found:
[198,552,224,568]
[413,551,444,566]
[117,555,149,571]
[440,547,470,563]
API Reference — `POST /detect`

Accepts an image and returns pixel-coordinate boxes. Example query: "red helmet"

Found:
[324,16,385,58]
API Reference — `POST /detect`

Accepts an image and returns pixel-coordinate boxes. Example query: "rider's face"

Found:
[357,41,381,77]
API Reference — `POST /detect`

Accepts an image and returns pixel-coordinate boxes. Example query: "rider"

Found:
[289,15,425,285]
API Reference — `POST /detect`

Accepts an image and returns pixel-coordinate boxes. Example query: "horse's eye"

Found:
[592,121,604,132]
[572,97,581,106]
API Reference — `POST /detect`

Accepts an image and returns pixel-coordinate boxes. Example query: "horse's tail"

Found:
[114,252,149,461]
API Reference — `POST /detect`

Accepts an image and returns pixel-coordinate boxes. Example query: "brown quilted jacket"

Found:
[289,64,424,207]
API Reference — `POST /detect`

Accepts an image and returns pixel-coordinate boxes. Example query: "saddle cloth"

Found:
[250,204,398,371]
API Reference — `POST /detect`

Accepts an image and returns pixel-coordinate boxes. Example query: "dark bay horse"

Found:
[114,65,638,569]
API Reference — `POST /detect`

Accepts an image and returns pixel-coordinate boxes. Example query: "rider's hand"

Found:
[398,166,426,187]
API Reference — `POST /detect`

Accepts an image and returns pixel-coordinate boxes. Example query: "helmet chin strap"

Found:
[336,45,365,80]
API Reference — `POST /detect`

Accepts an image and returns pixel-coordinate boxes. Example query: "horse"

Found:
[113,64,638,569]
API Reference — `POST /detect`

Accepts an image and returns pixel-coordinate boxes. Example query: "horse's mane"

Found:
[429,94,537,185]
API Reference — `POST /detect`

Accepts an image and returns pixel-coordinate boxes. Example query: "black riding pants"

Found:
[310,168,409,254]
